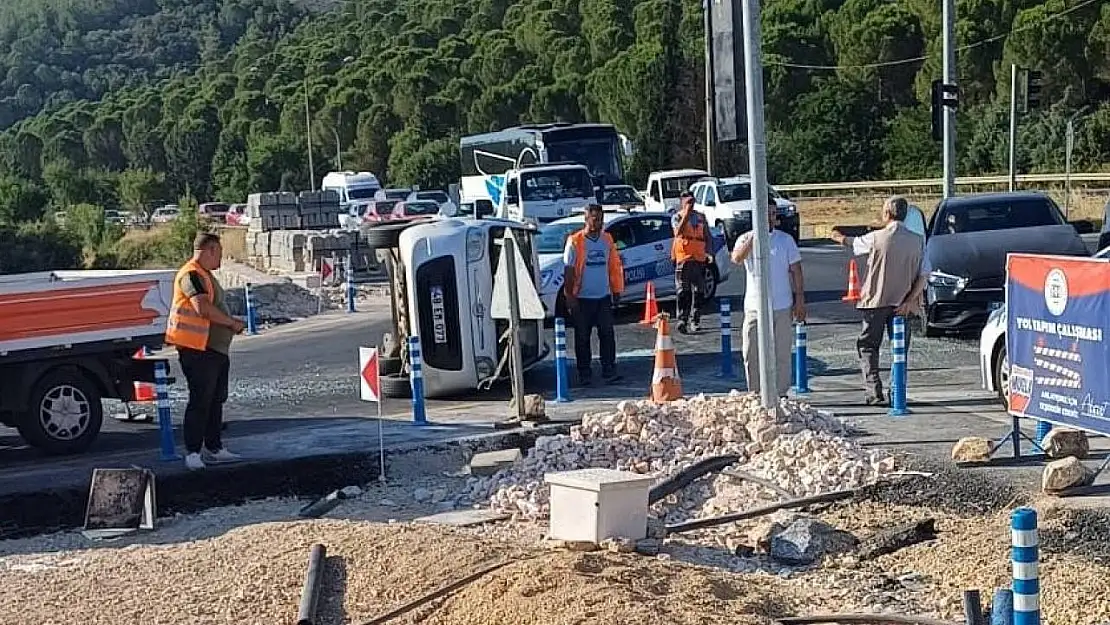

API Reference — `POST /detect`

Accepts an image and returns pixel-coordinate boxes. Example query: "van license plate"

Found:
[430,285,448,344]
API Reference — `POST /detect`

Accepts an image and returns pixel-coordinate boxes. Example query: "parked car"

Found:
[225,203,250,226]
[199,202,230,222]
[535,210,731,318]
[103,209,126,225]
[924,192,1089,336]
[598,185,644,211]
[689,176,800,245]
[644,169,709,213]
[979,243,1110,407]
[150,205,180,224]
[376,188,413,201]
[391,200,443,221]
[407,190,457,216]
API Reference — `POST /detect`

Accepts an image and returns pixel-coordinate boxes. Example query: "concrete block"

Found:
[545,468,654,544]
[469,448,522,476]
[413,509,508,526]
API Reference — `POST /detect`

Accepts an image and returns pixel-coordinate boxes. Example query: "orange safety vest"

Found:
[165,258,215,350]
[567,229,625,296]
[671,209,708,263]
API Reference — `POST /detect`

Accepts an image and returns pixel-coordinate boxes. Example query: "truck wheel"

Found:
[365,222,411,249]
[17,367,103,455]
[380,372,412,399]
[380,356,402,376]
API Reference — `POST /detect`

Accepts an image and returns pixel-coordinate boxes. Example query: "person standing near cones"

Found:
[731,204,805,398]
[165,232,246,470]
[831,196,927,406]
[563,203,625,385]
[671,191,710,333]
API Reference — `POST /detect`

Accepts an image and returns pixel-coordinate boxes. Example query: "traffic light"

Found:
[1025,70,1044,110]
[930,80,959,141]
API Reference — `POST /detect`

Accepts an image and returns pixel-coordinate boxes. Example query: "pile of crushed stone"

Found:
[466,393,895,521]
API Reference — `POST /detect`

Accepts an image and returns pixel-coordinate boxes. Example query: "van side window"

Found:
[649,180,660,202]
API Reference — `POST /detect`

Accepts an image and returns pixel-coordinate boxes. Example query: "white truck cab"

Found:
[495,163,596,225]
[644,169,710,213]
[321,171,382,211]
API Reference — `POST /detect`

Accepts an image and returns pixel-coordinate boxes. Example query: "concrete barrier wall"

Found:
[239,228,387,278]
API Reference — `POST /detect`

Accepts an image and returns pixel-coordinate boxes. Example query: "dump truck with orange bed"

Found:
[0,269,176,454]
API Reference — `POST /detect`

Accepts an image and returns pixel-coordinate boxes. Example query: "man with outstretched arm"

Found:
[165,232,246,470]
[831,195,927,406]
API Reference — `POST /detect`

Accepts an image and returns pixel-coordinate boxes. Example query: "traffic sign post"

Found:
[359,346,386,481]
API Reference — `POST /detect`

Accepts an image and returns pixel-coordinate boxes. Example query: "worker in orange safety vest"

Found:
[671,192,710,333]
[165,232,246,471]
[563,203,625,386]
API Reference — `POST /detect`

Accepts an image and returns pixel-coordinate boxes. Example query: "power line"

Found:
[765,0,1103,71]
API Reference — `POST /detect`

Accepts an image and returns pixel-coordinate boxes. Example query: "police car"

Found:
[535,210,731,318]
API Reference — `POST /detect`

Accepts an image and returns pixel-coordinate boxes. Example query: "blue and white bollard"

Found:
[554,318,571,402]
[991,588,1014,625]
[717,298,734,378]
[346,257,357,314]
[889,315,909,416]
[244,282,258,335]
[408,335,428,425]
[1012,507,1040,625]
[1035,420,1052,449]
[154,361,179,461]
[793,322,810,394]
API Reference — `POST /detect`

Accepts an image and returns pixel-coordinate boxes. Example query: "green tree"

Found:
[0,176,49,224]
[117,168,167,217]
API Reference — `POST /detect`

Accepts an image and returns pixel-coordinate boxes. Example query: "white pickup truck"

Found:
[0,269,176,454]
[643,169,710,213]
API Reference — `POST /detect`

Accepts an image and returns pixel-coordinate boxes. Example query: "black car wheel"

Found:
[17,366,103,455]
[703,264,719,301]
[994,342,1009,408]
[380,372,412,399]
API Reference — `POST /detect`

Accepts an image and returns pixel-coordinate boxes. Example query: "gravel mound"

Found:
[467,392,896,522]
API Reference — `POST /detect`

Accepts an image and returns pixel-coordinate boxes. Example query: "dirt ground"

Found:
[798,190,1108,228]
[4,467,1110,625]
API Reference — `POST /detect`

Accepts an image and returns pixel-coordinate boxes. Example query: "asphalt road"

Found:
[0,234,1099,468]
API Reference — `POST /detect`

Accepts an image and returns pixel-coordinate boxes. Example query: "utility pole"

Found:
[1008,64,1018,192]
[941,0,957,198]
[703,0,715,175]
[1064,106,1090,217]
[305,81,316,192]
[740,0,777,411]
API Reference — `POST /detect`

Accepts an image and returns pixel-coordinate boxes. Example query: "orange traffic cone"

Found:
[841,259,862,303]
[650,314,683,402]
[132,347,156,402]
[639,282,659,325]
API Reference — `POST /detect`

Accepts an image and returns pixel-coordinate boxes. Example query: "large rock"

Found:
[769,517,858,565]
[951,436,992,463]
[1042,456,1094,492]
[508,393,547,420]
[1042,428,1089,459]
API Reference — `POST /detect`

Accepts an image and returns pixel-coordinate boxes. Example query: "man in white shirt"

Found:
[731,205,806,397]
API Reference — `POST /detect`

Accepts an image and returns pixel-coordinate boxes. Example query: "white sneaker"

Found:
[202,447,243,464]
[185,453,207,471]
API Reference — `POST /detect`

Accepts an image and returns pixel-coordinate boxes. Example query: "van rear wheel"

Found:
[365,222,411,249]
[17,366,103,455]
[380,372,412,399]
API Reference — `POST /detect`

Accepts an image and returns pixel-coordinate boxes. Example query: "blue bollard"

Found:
[244,282,258,335]
[717,298,734,378]
[1012,507,1040,625]
[889,315,909,416]
[154,361,180,461]
[991,588,1014,625]
[554,318,571,402]
[346,257,356,314]
[1035,420,1052,449]
[793,322,810,394]
[408,336,428,424]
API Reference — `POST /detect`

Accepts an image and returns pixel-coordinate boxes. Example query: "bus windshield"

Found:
[546,138,622,185]
[520,170,594,201]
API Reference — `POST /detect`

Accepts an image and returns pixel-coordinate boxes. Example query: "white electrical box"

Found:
[545,468,654,544]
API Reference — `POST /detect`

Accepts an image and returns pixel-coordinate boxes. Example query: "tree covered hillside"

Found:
[0,0,312,129]
[1,0,1109,227]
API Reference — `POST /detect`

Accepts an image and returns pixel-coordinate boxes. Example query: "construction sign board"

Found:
[1006,253,1110,434]
[359,347,381,403]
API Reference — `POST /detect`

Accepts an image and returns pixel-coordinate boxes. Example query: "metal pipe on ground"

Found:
[666,487,859,534]
[776,615,959,625]
[297,544,327,625]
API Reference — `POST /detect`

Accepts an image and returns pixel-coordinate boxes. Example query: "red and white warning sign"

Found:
[359,347,381,402]
[321,258,335,284]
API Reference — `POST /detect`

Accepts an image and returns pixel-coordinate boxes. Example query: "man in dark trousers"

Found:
[563,203,625,385]
[831,196,927,405]
[165,232,246,470]
[671,192,710,333]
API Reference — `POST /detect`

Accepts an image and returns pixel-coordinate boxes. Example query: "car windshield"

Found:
[718,183,752,202]
[536,222,584,254]
[933,197,1065,235]
[521,170,593,201]
[661,176,703,199]
[601,187,640,204]
[348,187,377,200]
[401,201,440,215]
